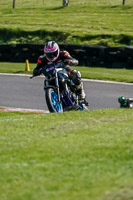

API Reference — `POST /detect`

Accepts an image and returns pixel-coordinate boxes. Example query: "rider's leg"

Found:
[75,82,86,100]
[67,68,86,100]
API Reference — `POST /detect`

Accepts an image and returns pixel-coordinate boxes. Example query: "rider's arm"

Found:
[63,51,79,66]
[33,55,44,76]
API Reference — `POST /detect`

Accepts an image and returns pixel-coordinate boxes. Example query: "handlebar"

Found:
[30,62,64,79]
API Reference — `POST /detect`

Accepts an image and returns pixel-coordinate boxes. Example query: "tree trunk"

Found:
[13,0,16,8]
[63,0,69,8]
[122,0,125,5]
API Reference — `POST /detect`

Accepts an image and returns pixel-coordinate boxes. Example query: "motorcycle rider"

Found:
[33,41,87,101]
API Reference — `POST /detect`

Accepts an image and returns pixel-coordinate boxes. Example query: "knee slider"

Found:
[70,70,81,85]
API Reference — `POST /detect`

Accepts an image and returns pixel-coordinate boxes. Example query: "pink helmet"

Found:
[44,41,60,62]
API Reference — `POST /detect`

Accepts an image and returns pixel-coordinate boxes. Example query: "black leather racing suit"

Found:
[33,50,82,86]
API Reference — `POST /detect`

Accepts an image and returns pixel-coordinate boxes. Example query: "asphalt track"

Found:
[0,73,133,111]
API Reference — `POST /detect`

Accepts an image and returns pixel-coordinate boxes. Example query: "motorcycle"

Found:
[31,62,89,113]
[118,96,133,108]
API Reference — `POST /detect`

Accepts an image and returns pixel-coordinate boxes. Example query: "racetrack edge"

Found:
[0,107,49,114]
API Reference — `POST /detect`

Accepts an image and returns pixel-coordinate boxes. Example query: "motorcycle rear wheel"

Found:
[45,88,63,113]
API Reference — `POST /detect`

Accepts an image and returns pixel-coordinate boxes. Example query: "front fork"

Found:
[44,74,61,103]
[55,70,61,103]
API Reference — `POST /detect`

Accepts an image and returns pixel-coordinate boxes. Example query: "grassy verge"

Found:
[0,109,133,200]
[1,62,133,83]
[75,66,133,83]
[1,29,133,47]
[0,0,133,46]
[0,62,35,74]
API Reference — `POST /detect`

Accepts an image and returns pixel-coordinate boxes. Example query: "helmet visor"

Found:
[46,50,58,61]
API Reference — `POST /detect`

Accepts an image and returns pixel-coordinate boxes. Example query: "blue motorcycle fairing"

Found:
[42,64,55,77]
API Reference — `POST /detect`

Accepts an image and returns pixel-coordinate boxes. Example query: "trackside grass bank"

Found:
[1,62,133,83]
[0,109,133,200]
[0,0,133,46]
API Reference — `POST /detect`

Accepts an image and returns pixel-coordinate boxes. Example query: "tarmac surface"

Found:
[0,73,133,112]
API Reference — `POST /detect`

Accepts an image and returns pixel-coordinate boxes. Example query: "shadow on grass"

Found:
[47,6,63,11]
[110,6,120,8]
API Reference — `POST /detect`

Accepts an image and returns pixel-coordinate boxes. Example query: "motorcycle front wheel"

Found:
[45,88,63,113]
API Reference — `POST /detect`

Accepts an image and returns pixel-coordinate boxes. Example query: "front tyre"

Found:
[45,88,63,113]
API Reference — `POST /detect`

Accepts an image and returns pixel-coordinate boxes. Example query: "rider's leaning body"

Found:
[33,41,86,100]
[34,50,78,77]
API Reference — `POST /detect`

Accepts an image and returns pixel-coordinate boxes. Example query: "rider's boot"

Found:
[76,83,89,106]
[76,82,85,99]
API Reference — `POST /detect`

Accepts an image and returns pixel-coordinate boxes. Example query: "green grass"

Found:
[76,66,133,83]
[0,62,35,74]
[0,109,133,200]
[0,0,133,46]
[1,62,133,83]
